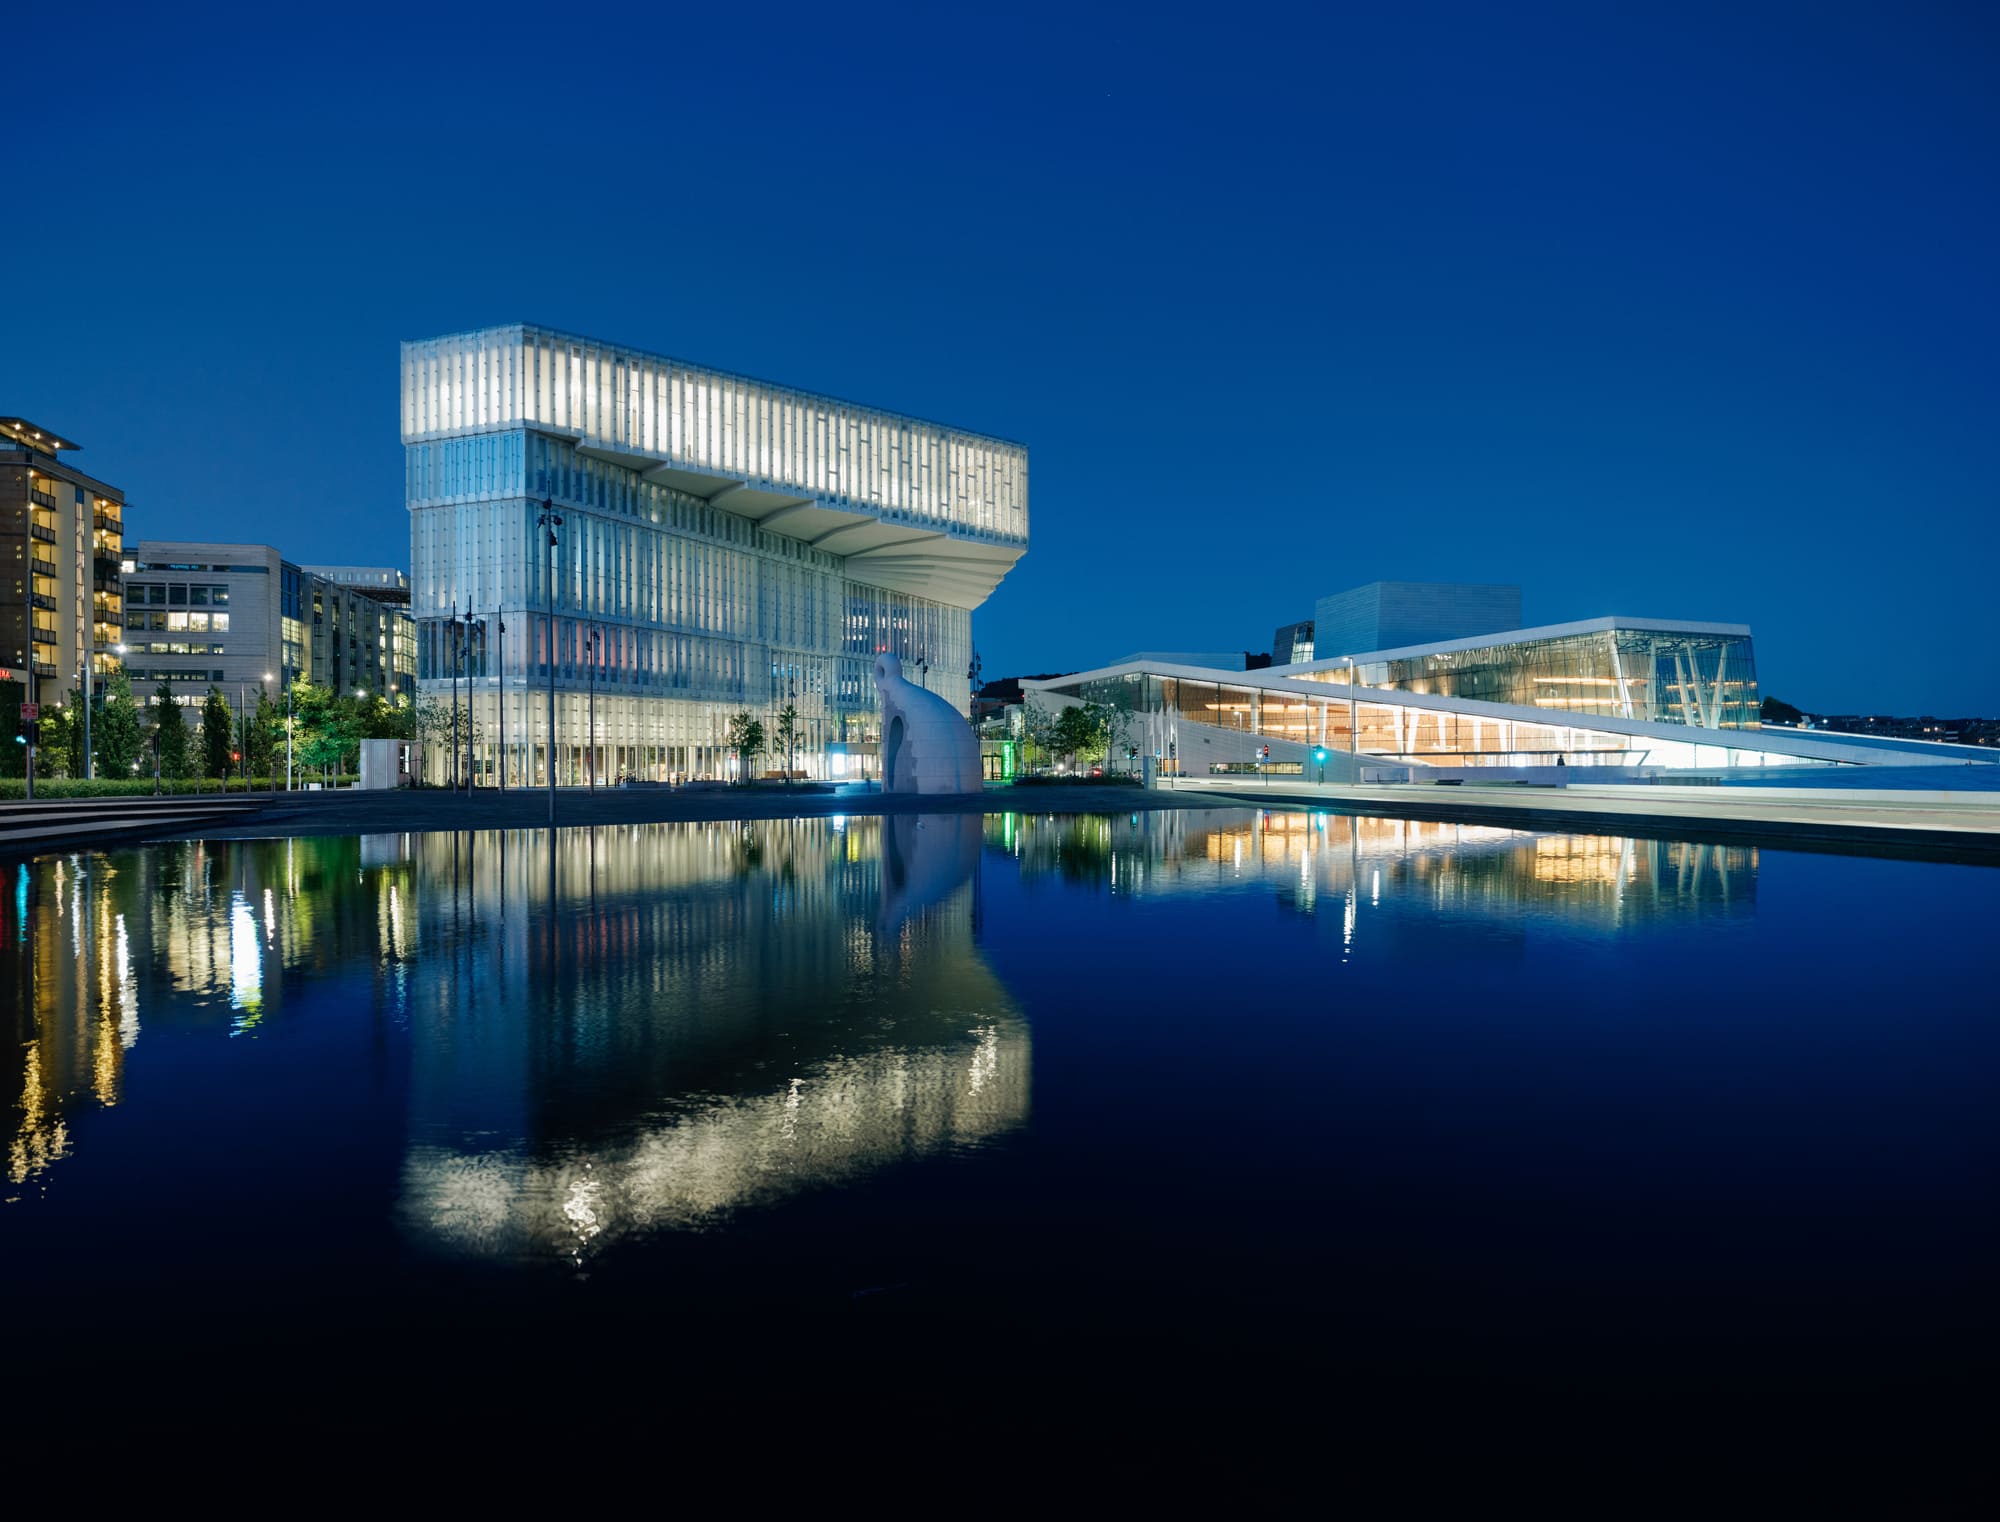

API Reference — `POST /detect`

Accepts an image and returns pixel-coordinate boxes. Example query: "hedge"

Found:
[0,776,354,800]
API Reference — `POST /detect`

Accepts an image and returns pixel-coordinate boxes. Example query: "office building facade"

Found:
[304,566,411,606]
[123,541,416,707]
[2,417,124,710]
[402,324,1028,784]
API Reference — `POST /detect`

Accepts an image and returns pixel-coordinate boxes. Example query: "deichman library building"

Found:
[404,324,1026,784]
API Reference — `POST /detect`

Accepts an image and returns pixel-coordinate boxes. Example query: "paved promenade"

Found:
[0,782,1215,855]
[1170,776,2000,861]
[7,774,1999,863]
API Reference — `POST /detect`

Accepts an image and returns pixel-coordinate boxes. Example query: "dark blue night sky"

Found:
[8,1,1996,711]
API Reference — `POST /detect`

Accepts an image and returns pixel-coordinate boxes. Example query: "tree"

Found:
[1019,699,1123,774]
[244,688,278,782]
[298,705,357,785]
[1051,705,1096,769]
[1019,698,1077,774]
[1762,695,1806,726]
[199,687,235,780]
[95,670,144,778]
[1,675,24,779]
[773,703,801,784]
[289,681,359,785]
[445,703,482,781]
[357,691,412,741]
[725,711,765,784]
[412,695,450,784]
[151,684,192,782]
[38,694,81,778]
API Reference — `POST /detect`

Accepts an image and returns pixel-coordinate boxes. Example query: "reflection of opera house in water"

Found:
[989,810,1756,932]
[3,817,1027,1255]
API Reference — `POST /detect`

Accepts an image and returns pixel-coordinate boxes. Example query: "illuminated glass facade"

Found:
[1301,620,1760,730]
[404,326,1027,783]
[1050,668,1807,773]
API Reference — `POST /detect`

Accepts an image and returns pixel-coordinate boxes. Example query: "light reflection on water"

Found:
[3,815,1027,1253]
[8,805,2000,1443]
[2,809,1757,1227]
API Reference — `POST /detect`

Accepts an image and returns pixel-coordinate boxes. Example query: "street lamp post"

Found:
[584,624,599,793]
[496,610,507,792]
[449,607,462,793]
[464,611,486,792]
[537,497,563,826]
[80,650,92,782]
[262,673,275,792]
[1344,655,1357,778]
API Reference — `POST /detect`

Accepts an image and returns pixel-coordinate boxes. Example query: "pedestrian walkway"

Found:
[1172,775,2000,858]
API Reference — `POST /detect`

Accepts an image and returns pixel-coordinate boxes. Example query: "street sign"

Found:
[19,703,38,722]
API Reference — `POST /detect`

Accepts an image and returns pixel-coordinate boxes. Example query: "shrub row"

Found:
[0,776,355,800]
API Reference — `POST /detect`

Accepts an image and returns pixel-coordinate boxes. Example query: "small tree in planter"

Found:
[725,711,765,785]
[774,703,801,785]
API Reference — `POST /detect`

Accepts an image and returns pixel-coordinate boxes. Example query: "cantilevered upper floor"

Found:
[401,324,1027,609]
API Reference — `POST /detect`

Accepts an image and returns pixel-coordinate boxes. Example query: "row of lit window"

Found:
[404,329,1028,535]
[125,610,230,632]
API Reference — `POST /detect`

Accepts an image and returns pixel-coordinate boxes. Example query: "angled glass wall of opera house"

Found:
[1028,614,1998,780]
[404,324,1027,784]
[1301,618,1761,730]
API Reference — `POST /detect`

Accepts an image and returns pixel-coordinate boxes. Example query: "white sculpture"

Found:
[874,652,981,794]
[878,813,981,937]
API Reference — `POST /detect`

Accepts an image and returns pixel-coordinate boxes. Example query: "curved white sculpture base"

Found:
[874,653,981,794]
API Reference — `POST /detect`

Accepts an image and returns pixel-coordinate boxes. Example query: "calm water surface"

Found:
[4,809,1995,1442]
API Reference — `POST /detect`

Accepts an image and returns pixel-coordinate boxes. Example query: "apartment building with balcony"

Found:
[2,416,124,710]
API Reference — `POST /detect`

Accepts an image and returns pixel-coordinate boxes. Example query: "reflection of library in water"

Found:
[3,817,1025,1254]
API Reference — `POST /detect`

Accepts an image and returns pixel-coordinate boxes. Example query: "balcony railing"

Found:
[31,557,59,578]
[31,592,57,612]
[30,523,58,545]
[29,486,58,508]
[94,512,123,533]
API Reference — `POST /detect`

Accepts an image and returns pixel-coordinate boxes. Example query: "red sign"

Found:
[19,703,39,722]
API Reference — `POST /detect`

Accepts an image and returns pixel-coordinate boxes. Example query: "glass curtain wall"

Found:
[1302,629,1759,729]
[1049,673,1815,771]
[402,326,1028,547]
[409,431,971,785]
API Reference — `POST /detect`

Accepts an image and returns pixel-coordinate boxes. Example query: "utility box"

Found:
[359,738,411,790]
